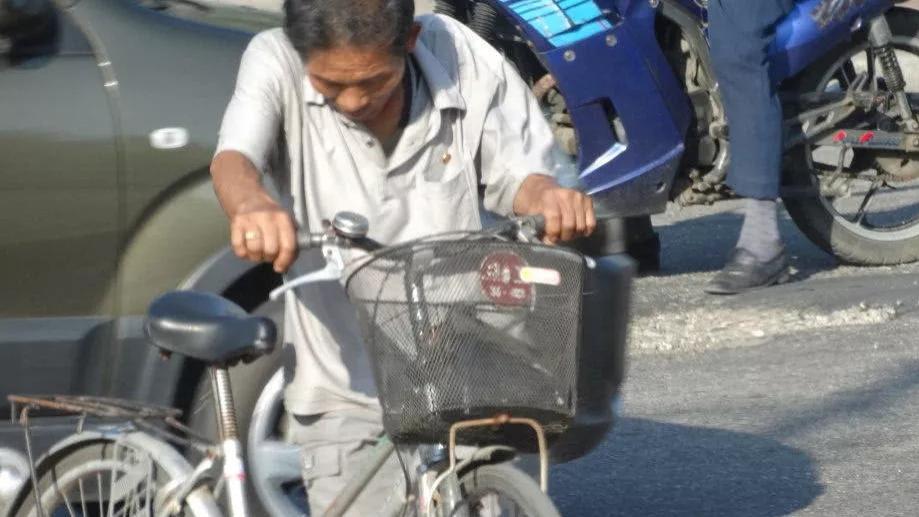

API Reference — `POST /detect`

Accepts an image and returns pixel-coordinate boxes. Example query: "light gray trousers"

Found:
[285,406,407,517]
[285,406,534,516]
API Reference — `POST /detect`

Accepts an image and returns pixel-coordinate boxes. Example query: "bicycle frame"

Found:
[482,0,897,216]
[210,367,399,517]
[209,368,249,517]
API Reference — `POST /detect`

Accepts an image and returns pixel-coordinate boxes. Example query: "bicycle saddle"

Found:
[145,291,277,365]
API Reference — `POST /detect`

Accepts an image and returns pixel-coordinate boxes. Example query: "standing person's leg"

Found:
[286,406,407,517]
[705,0,795,294]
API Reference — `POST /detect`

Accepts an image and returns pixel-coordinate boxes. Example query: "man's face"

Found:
[307,44,406,123]
[305,23,421,124]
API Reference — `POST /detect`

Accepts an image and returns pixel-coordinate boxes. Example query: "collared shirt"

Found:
[216,14,563,415]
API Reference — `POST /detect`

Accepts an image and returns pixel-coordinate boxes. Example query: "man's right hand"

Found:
[211,150,298,274]
[230,195,298,273]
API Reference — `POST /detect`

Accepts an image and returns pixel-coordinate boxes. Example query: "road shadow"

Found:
[551,417,823,517]
[652,207,838,278]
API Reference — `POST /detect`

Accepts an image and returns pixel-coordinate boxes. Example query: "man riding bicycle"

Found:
[209,0,595,513]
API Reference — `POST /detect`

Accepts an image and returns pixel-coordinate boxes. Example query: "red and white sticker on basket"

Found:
[479,251,561,306]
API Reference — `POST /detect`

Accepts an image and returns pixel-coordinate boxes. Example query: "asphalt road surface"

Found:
[550,200,919,516]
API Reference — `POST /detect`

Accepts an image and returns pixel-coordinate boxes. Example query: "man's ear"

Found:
[405,22,422,53]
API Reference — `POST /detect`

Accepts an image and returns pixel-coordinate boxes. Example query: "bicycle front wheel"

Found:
[457,464,560,517]
[8,431,221,517]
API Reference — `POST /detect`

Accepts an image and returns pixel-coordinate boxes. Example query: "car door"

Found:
[0,7,120,410]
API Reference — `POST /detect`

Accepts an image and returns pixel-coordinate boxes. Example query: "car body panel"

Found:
[0,0,280,427]
[71,0,255,314]
[0,10,119,318]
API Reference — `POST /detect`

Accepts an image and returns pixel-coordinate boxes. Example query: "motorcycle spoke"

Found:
[852,180,882,225]
[836,145,848,173]
[866,48,877,90]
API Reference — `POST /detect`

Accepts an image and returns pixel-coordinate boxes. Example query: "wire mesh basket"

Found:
[344,234,586,445]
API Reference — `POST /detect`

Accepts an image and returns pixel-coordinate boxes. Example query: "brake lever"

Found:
[268,238,346,301]
[269,261,342,301]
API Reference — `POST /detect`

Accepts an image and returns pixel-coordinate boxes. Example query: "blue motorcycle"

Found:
[436,0,919,265]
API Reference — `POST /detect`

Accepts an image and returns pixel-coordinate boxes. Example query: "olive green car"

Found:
[0,0,291,507]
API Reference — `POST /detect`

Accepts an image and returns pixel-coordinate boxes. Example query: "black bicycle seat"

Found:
[145,291,277,365]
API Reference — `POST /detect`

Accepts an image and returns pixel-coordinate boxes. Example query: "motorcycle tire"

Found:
[783,8,919,265]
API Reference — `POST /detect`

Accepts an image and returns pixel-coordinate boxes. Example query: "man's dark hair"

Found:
[283,0,415,58]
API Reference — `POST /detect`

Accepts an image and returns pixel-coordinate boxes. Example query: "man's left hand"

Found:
[513,174,596,244]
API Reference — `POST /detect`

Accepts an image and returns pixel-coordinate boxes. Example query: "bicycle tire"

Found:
[7,431,221,517]
[457,464,560,517]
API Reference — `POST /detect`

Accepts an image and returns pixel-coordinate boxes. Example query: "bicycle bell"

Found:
[331,211,370,239]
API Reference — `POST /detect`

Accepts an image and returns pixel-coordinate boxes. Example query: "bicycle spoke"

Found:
[120,452,154,517]
[130,483,141,517]
[58,482,78,517]
[98,472,105,517]
[126,460,140,516]
[47,465,78,517]
[78,478,89,517]
[145,453,154,517]
[108,462,116,517]
[114,485,126,517]
[125,481,138,517]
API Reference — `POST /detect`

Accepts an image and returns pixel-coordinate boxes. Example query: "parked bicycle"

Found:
[5,212,632,517]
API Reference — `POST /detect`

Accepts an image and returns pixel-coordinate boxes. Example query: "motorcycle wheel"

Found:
[783,8,919,265]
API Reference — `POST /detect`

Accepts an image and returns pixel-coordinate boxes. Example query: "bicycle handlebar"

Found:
[518,214,546,240]
[271,213,548,302]
[297,232,324,249]
[295,213,546,251]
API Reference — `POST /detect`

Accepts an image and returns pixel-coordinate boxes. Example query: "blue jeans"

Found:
[708,0,796,200]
